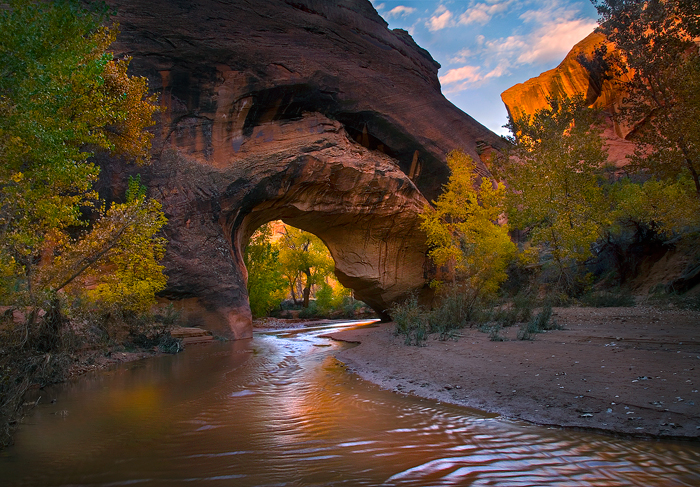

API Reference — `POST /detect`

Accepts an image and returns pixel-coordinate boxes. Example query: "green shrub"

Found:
[155,303,181,325]
[487,293,535,328]
[298,302,319,319]
[517,304,561,340]
[428,288,471,332]
[314,283,335,315]
[645,290,700,310]
[391,294,429,346]
[478,323,505,341]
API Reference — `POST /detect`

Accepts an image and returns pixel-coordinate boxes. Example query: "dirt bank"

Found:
[329,307,700,440]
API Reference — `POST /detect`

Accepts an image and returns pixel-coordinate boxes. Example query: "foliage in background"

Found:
[420,149,516,303]
[593,0,700,200]
[245,222,358,318]
[277,225,335,308]
[500,96,610,276]
[609,176,700,238]
[0,0,161,313]
[244,223,287,318]
[315,281,352,316]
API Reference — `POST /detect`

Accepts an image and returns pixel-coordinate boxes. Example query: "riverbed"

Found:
[1,320,699,486]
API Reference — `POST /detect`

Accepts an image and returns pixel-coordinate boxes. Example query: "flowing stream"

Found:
[1,320,699,486]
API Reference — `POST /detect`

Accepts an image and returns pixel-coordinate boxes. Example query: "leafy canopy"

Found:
[420,149,516,299]
[244,222,350,316]
[592,0,700,198]
[500,95,610,267]
[277,226,335,308]
[244,223,287,318]
[0,0,163,312]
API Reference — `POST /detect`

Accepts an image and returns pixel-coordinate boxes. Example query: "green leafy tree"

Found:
[278,226,334,308]
[420,150,516,303]
[44,176,168,314]
[610,175,700,238]
[244,223,287,318]
[592,0,700,199]
[0,0,160,311]
[315,281,352,316]
[0,1,164,447]
[500,96,610,276]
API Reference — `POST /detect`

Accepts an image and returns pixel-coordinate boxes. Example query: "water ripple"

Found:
[1,321,698,487]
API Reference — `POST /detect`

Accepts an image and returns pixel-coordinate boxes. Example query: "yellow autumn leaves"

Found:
[420,150,516,302]
[0,1,165,315]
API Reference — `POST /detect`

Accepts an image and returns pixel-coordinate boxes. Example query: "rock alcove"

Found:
[98,0,505,338]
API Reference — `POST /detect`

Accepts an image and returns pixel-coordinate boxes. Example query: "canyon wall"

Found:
[99,0,505,337]
[501,31,636,166]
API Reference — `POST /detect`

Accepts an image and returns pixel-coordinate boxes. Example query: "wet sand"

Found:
[328,307,700,440]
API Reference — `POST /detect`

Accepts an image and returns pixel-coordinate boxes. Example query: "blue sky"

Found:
[371,0,600,135]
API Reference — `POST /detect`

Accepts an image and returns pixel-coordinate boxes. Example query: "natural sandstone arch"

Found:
[233,122,432,323]
[99,0,506,338]
[192,114,432,338]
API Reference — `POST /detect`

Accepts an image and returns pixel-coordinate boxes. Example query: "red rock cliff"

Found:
[501,31,635,165]
[98,0,506,337]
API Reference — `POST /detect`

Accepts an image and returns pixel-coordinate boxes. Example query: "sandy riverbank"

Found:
[328,307,700,440]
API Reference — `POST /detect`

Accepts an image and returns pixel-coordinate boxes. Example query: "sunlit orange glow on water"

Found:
[1,320,698,486]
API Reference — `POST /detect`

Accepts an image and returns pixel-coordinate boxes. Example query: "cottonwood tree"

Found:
[244,223,287,318]
[500,96,610,279]
[592,0,700,200]
[278,226,334,308]
[0,0,165,448]
[43,176,168,314]
[0,0,162,315]
[420,149,516,304]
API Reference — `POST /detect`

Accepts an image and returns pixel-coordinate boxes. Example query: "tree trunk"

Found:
[290,282,298,305]
[302,286,311,308]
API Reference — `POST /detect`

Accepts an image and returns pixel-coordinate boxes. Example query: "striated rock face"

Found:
[99,0,504,338]
[501,31,636,166]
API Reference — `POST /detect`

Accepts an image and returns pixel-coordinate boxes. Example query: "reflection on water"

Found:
[1,320,699,486]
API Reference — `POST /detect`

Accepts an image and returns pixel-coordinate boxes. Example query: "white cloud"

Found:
[484,64,508,79]
[440,65,483,85]
[484,36,527,56]
[439,62,512,93]
[519,0,572,24]
[449,48,475,64]
[385,6,416,18]
[517,18,597,64]
[459,1,512,26]
[426,6,453,31]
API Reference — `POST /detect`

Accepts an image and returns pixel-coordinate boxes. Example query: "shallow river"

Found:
[1,320,699,486]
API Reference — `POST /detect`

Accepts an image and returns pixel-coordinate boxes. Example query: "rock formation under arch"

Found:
[99,0,505,338]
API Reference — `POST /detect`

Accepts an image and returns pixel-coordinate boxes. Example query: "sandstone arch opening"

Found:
[236,194,423,325]
[244,221,371,320]
[219,141,436,338]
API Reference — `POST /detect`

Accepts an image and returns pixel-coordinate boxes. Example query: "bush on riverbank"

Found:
[391,288,564,346]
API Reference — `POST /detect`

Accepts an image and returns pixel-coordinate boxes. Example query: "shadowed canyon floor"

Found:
[329,307,700,439]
